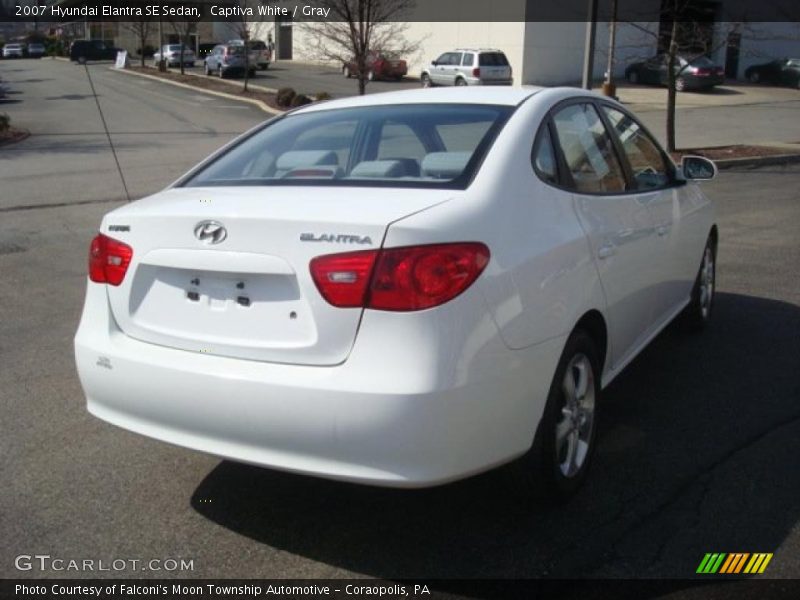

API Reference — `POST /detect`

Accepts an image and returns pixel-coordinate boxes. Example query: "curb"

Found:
[713,153,800,169]
[109,67,282,116]
[177,67,279,95]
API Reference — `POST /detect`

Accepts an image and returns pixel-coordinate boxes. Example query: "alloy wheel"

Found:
[699,246,715,319]
[555,353,596,478]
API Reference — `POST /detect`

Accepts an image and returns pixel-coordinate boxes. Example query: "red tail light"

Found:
[310,243,490,311]
[472,67,480,78]
[310,249,378,308]
[89,233,133,286]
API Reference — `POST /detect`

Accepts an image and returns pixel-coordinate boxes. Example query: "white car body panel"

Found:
[75,87,716,487]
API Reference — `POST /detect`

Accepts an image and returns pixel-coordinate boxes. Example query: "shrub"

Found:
[275,87,296,107]
[315,92,332,101]
[0,113,10,133]
[290,94,312,107]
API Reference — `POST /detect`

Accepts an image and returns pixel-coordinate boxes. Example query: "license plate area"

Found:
[124,265,316,351]
[185,275,253,309]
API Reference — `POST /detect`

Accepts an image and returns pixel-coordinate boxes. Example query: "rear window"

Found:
[479,53,509,66]
[249,41,267,50]
[688,56,714,67]
[183,104,513,190]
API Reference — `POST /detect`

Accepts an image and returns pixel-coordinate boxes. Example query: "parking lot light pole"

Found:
[581,0,598,89]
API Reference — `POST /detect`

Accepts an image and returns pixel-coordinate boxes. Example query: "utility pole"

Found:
[581,0,598,89]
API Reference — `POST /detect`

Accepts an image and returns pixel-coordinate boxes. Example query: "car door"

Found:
[430,53,449,85]
[550,101,657,371]
[600,104,687,325]
[459,52,475,81]
[439,52,461,85]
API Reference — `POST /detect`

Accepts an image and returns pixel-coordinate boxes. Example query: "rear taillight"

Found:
[89,233,133,286]
[310,243,490,311]
[472,67,480,78]
[310,249,378,308]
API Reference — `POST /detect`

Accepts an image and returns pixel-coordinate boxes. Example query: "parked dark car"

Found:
[26,43,46,58]
[69,40,120,64]
[343,51,408,81]
[625,54,724,91]
[744,58,800,88]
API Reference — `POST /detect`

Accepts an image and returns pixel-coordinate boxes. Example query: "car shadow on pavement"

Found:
[191,291,800,580]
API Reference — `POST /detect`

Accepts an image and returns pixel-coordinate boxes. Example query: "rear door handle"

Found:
[597,244,616,259]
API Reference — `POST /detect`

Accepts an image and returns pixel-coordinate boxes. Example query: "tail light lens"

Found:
[310,250,378,308]
[472,67,480,78]
[310,243,490,311]
[89,233,133,286]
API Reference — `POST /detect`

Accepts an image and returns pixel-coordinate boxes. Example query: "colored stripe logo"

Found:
[697,553,773,574]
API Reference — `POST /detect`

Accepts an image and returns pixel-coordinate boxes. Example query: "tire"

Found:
[420,73,432,88]
[218,65,224,79]
[343,65,351,78]
[455,77,467,86]
[675,77,687,92]
[627,70,638,84]
[681,236,716,331]
[748,71,760,83]
[514,330,601,503]
[187,62,195,68]
[77,56,87,65]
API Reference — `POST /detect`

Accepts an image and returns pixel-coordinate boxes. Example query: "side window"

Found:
[602,107,671,190]
[461,53,475,67]
[532,124,558,185]
[551,103,626,194]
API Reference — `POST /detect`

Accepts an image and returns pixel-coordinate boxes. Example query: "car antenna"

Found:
[82,63,132,203]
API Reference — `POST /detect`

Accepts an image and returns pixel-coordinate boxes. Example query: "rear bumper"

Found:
[75,281,562,487]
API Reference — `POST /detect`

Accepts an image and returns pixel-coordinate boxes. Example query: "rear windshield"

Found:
[249,41,267,50]
[687,56,714,67]
[182,104,513,190]
[479,53,509,66]
[168,45,188,52]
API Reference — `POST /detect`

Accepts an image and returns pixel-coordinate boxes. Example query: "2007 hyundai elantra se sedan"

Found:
[75,86,718,500]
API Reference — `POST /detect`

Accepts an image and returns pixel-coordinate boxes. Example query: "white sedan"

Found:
[153,44,196,68]
[74,87,717,500]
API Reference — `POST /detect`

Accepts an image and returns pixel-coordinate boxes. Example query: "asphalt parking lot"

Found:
[1,58,799,584]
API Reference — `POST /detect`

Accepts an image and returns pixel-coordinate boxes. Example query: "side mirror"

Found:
[431,60,438,66]
[681,155,717,181]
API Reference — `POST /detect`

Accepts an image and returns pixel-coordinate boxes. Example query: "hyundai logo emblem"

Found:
[194,221,227,245]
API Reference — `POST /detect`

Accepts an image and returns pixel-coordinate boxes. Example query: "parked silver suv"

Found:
[421,49,512,87]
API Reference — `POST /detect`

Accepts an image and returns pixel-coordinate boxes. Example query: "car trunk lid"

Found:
[101,186,453,365]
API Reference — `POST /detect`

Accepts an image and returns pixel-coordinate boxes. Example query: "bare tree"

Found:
[623,4,754,152]
[122,18,152,68]
[168,19,195,75]
[299,0,418,95]
[227,0,253,92]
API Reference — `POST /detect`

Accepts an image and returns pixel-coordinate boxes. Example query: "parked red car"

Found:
[342,52,407,81]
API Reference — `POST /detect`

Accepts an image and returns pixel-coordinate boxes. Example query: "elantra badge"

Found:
[300,233,372,245]
[194,221,227,245]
